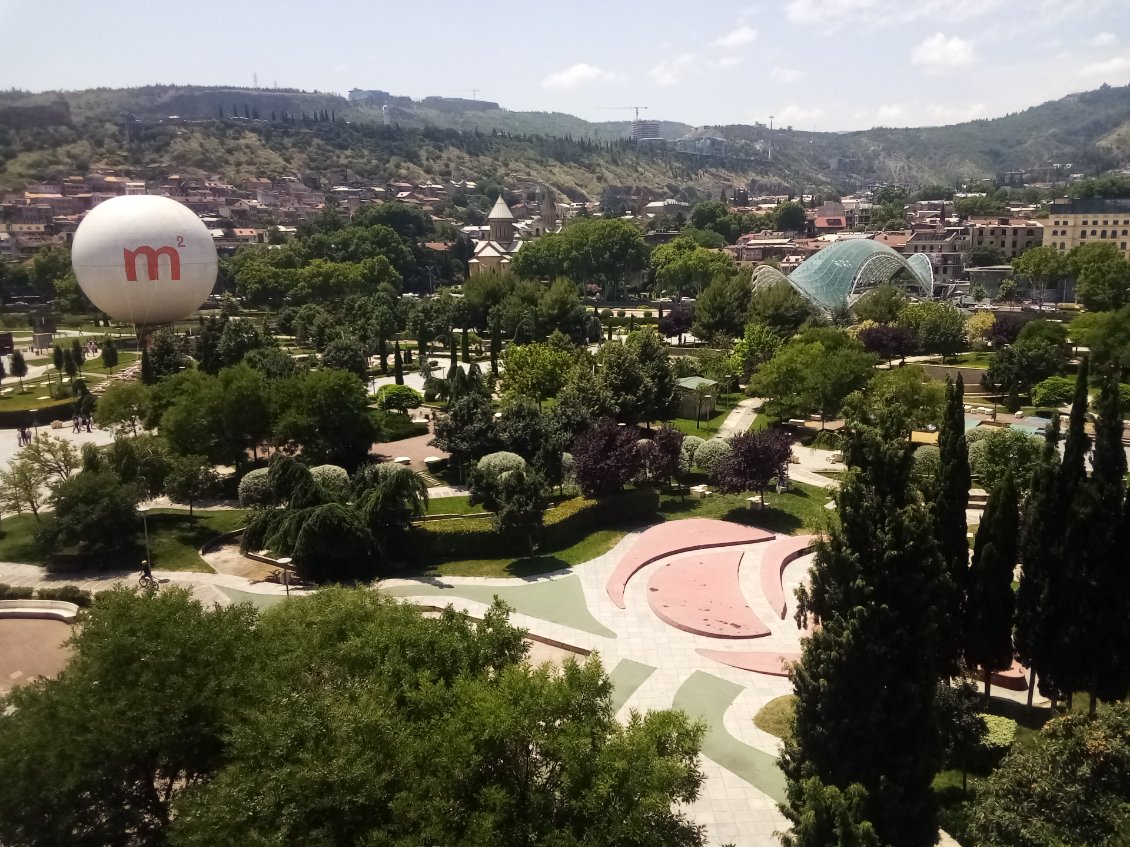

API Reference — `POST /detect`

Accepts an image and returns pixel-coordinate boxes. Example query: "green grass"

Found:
[666,392,742,436]
[754,694,796,739]
[658,479,833,536]
[412,528,628,578]
[0,508,247,573]
[932,352,995,368]
[425,496,485,516]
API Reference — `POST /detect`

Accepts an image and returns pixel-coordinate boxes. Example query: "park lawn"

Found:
[0,508,246,572]
[425,495,485,516]
[667,392,743,437]
[658,480,833,536]
[413,528,628,578]
[754,694,796,739]
[931,352,995,368]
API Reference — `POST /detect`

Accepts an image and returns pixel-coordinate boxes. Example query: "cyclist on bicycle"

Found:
[140,559,153,584]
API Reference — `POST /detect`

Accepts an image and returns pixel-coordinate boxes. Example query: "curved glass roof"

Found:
[753,238,933,311]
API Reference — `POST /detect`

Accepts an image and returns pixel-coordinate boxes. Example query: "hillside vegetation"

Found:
[1,83,1129,198]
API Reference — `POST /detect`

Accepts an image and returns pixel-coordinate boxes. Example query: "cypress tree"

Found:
[1015,415,1061,707]
[393,341,404,386]
[461,328,471,363]
[140,348,154,385]
[1079,374,1130,715]
[784,418,945,847]
[934,374,970,674]
[1058,357,1090,507]
[449,331,458,372]
[965,471,1019,698]
[490,311,501,377]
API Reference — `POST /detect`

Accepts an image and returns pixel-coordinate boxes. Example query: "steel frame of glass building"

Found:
[751,239,934,313]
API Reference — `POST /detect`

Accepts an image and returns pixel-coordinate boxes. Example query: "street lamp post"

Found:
[278,557,293,597]
[138,504,152,569]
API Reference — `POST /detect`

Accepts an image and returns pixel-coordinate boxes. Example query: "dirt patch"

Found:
[201,541,276,581]
[0,619,72,693]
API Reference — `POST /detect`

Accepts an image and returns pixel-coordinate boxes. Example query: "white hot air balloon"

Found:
[71,195,218,326]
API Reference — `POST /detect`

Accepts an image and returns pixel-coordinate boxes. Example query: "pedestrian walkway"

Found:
[716,398,762,438]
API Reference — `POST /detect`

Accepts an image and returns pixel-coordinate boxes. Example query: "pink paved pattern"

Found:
[697,649,801,677]
[990,660,1029,691]
[759,535,817,620]
[606,519,774,608]
[646,549,771,638]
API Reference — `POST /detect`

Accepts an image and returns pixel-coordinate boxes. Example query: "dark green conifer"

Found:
[934,374,970,674]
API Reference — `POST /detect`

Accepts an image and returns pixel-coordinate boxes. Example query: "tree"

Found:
[376,384,423,414]
[750,339,876,425]
[21,433,80,485]
[852,284,907,324]
[243,346,299,380]
[273,368,376,470]
[783,418,946,847]
[711,429,792,505]
[501,342,574,405]
[140,347,154,384]
[969,427,1043,493]
[0,587,259,847]
[850,365,943,432]
[933,375,970,674]
[969,283,988,302]
[0,452,50,520]
[431,392,498,480]
[354,463,429,559]
[69,339,85,373]
[651,237,736,298]
[898,301,967,362]
[393,339,405,384]
[626,328,678,424]
[1012,245,1068,300]
[983,339,1066,401]
[692,274,751,341]
[857,324,916,364]
[147,328,190,379]
[94,380,150,436]
[965,472,1019,696]
[491,467,547,553]
[747,279,814,336]
[970,246,1006,267]
[643,425,684,487]
[51,344,63,387]
[780,778,881,847]
[165,591,705,847]
[731,322,782,377]
[62,347,77,381]
[571,417,640,495]
[320,337,369,380]
[37,469,140,562]
[775,201,808,232]
[969,704,1130,847]
[659,307,693,344]
[100,337,119,372]
[996,278,1019,303]
[1031,375,1074,408]
[216,319,265,367]
[164,455,220,516]
[8,350,27,392]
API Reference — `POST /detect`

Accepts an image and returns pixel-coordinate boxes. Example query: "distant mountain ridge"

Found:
[1,83,1128,197]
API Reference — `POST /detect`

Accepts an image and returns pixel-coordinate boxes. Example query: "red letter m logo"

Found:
[123,246,181,282]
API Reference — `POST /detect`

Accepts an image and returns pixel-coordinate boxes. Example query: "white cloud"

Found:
[713,25,757,48]
[769,66,804,83]
[542,63,623,91]
[911,33,975,71]
[776,104,825,124]
[1088,31,1117,47]
[925,102,988,123]
[648,53,699,86]
[1078,56,1130,79]
[876,104,906,123]
[785,0,876,26]
[716,56,745,69]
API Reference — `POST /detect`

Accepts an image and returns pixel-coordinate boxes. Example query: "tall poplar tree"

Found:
[393,341,404,386]
[965,471,1019,697]
[1015,415,1061,707]
[783,414,945,847]
[934,374,970,674]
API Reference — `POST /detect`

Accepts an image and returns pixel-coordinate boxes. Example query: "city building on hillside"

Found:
[967,216,1043,260]
[814,202,848,235]
[469,195,523,276]
[905,227,968,282]
[1047,197,1130,259]
[632,119,661,141]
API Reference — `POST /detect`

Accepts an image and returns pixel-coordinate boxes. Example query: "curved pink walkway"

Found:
[646,549,771,638]
[759,535,817,620]
[606,519,774,608]
[697,649,801,677]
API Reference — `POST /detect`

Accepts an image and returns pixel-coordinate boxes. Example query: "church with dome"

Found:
[467,192,561,276]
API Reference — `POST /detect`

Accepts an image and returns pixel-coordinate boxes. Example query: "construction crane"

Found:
[599,105,649,121]
[450,88,481,100]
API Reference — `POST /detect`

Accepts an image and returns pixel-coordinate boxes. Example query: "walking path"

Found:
[716,398,762,438]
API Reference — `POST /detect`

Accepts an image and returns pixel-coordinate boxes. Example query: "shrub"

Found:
[373,410,428,442]
[310,464,350,503]
[0,584,35,601]
[643,310,653,319]
[694,438,732,474]
[616,310,626,318]
[376,384,423,414]
[600,309,613,319]
[423,388,438,402]
[680,436,705,474]
[912,445,941,494]
[1031,375,1075,408]
[35,585,93,607]
[476,451,527,477]
[965,427,991,444]
[238,468,272,507]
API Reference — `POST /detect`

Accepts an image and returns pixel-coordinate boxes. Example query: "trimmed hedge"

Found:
[34,585,94,607]
[0,401,75,430]
[410,488,659,561]
[0,584,35,601]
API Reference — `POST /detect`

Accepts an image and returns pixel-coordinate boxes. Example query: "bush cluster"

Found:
[0,583,93,606]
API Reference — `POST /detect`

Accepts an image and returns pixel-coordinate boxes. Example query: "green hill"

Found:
[1,83,1128,199]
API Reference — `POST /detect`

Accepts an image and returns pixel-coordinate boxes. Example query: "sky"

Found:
[2,0,1130,132]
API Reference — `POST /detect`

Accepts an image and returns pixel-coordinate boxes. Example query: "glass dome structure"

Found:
[752,239,934,312]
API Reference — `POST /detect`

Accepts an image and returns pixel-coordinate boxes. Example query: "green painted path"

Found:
[608,659,657,713]
[673,671,787,804]
[380,574,616,638]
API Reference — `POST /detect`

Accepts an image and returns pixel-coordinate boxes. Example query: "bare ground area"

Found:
[0,619,72,693]
[201,541,277,581]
